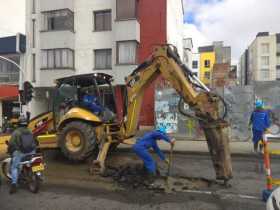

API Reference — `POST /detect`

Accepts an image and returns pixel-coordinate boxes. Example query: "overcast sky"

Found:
[0,0,279,64]
[183,0,280,63]
[0,0,25,36]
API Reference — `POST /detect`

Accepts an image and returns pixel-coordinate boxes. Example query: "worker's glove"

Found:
[164,159,170,165]
[170,138,176,147]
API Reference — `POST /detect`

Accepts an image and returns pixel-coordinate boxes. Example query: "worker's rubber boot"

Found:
[144,173,156,186]
[9,184,17,194]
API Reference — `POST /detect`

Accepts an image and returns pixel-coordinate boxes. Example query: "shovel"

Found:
[165,143,174,193]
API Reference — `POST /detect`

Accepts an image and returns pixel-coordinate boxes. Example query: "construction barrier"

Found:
[262,135,280,201]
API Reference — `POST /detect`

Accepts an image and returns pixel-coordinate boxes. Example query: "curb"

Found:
[116,148,280,159]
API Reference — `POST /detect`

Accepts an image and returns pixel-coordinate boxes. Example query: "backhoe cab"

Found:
[23,73,118,161]
[53,73,117,161]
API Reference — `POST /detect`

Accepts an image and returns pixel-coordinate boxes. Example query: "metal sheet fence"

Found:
[155,81,280,141]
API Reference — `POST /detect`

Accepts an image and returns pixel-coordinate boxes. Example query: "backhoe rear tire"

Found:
[58,121,97,161]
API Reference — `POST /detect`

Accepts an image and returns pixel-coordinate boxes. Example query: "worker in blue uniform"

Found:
[249,99,271,152]
[82,94,104,115]
[132,126,175,176]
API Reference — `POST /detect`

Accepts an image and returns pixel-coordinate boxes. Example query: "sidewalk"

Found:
[119,139,280,156]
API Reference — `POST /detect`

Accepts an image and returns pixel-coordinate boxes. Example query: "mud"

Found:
[98,154,223,194]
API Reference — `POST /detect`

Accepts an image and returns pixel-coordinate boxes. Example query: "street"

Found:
[0,150,273,210]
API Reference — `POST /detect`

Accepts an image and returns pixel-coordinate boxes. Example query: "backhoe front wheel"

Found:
[58,121,97,161]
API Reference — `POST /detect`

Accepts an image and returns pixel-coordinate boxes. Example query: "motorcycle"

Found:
[1,152,45,193]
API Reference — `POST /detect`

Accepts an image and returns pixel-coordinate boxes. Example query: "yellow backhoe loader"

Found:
[0,45,232,182]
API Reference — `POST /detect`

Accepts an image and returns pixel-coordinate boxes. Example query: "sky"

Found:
[183,0,280,63]
[0,0,279,64]
[0,0,25,36]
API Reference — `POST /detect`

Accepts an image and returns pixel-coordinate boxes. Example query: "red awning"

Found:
[0,85,19,101]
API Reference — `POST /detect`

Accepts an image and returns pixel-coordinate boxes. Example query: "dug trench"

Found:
[43,149,228,194]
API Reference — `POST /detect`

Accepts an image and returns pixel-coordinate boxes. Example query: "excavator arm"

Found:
[93,45,232,181]
[121,45,232,181]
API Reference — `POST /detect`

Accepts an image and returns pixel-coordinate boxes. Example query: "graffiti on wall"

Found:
[155,81,280,141]
[155,87,179,133]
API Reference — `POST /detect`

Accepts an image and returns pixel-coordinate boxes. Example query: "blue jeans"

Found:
[11,150,35,184]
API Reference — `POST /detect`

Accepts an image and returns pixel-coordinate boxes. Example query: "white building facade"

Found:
[239,32,280,85]
[25,0,184,122]
[191,53,200,77]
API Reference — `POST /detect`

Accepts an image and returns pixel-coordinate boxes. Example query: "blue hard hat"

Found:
[255,99,264,108]
[158,125,167,133]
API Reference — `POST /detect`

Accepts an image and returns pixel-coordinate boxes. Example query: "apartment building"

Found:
[25,0,184,125]
[0,34,26,126]
[239,32,280,85]
[183,38,193,69]
[198,41,231,87]
[191,53,199,77]
[198,45,215,86]
[239,49,249,86]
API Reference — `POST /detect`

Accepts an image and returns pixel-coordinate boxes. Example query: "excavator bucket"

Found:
[202,122,233,181]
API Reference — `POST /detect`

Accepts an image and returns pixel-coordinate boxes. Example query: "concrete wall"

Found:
[223,86,254,141]
[254,81,280,135]
[155,81,280,141]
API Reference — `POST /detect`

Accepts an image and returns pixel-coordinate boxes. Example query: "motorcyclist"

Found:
[7,115,37,194]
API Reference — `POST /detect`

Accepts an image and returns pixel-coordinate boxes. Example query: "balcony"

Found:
[114,20,140,42]
[40,0,74,12]
[40,30,74,49]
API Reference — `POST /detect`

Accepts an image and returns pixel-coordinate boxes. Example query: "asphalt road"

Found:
[0,150,273,210]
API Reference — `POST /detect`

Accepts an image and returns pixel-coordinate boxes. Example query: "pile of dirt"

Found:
[102,163,152,189]
[101,162,219,193]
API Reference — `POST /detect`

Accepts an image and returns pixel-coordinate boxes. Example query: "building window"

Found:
[192,61,198,69]
[260,68,269,79]
[116,0,137,20]
[32,54,36,82]
[204,72,210,79]
[32,19,36,48]
[277,44,280,53]
[94,49,112,69]
[277,56,280,65]
[41,49,74,69]
[117,41,138,64]
[32,0,36,14]
[261,56,269,66]
[94,10,111,31]
[261,43,269,54]
[42,9,74,32]
[204,60,210,68]
[277,68,280,80]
